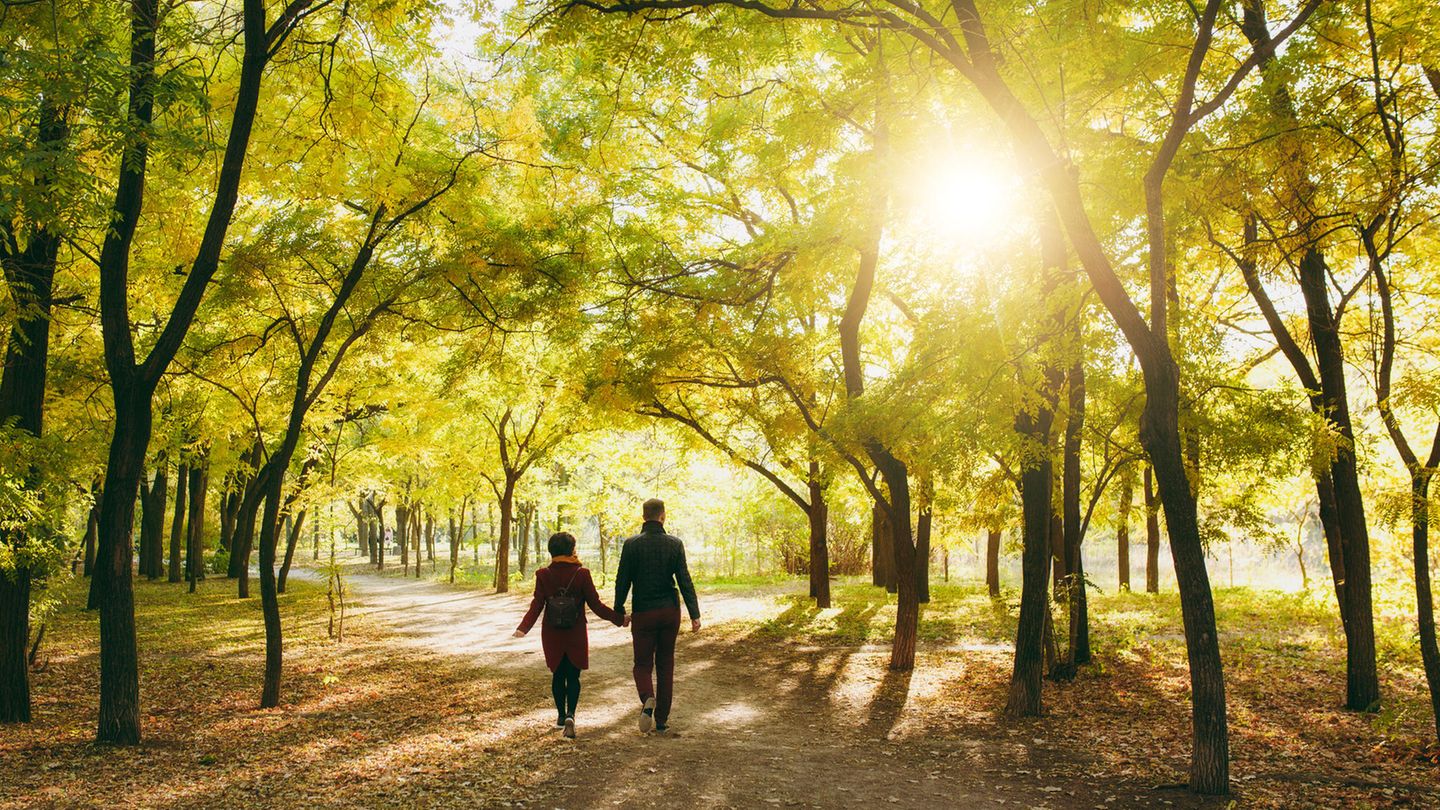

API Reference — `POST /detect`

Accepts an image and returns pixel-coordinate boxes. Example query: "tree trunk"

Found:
[137,465,167,580]
[84,505,98,578]
[94,390,151,744]
[1299,248,1379,712]
[397,503,410,571]
[278,508,305,593]
[412,509,422,578]
[448,511,458,584]
[1140,362,1229,794]
[186,464,207,592]
[1005,410,1055,717]
[168,462,188,583]
[986,527,1001,597]
[0,564,31,723]
[230,483,263,594]
[598,513,608,578]
[1411,475,1440,740]
[1237,6,1379,713]
[257,474,285,708]
[881,456,919,671]
[374,499,385,571]
[425,512,435,564]
[1145,466,1161,593]
[1063,355,1089,664]
[872,504,895,592]
[807,465,831,608]
[0,97,67,726]
[915,506,931,605]
[1315,469,1348,630]
[524,501,535,576]
[1117,466,1134,591]
[495,486,513,592]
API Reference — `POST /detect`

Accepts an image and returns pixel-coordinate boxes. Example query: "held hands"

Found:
[511,630,525,638]
[622,615,632,628]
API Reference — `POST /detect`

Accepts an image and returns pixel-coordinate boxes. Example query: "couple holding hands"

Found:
[512,498,702,739]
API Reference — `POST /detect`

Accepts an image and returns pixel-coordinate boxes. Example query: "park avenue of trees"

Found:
[2,0,1439,804]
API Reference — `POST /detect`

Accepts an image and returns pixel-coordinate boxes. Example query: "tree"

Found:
[88,0,325,744]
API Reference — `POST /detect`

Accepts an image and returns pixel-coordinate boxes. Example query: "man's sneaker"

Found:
[563,716,576,739]
[654,723,678,737]
[554,718,566,730]
[639,697,656,733]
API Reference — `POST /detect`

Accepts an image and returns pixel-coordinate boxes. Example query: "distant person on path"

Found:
[615,498,701,735]
[513,532,623,739]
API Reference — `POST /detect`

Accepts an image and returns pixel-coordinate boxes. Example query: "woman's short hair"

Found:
[548,531,577,557]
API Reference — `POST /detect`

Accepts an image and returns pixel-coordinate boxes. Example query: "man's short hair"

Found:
[548,532,576,557]
[642,498,666,521]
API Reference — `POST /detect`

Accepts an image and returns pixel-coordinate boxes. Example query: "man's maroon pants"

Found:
[630,606,681,725]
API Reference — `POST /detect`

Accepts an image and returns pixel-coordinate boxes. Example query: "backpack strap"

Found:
[557,567,581,595]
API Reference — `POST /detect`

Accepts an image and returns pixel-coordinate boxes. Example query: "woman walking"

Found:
[513,532,623,738]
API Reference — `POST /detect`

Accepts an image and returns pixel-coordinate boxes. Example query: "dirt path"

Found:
[328,569,1215,809]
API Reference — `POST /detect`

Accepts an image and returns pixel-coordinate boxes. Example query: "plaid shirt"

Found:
[614,521,700,619]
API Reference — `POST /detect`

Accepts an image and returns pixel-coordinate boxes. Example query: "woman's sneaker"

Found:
[563,716,576,739]
[554,717,566,730]
[639,697,656,733]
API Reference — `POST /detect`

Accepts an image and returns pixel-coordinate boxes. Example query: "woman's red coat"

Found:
[516,562,622,671]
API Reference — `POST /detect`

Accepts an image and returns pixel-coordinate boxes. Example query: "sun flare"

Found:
[897,150,1024,250]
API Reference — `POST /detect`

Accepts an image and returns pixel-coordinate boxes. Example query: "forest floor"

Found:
[3,564,1437,809]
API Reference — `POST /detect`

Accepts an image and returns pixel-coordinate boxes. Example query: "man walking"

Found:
[615,498,701,734]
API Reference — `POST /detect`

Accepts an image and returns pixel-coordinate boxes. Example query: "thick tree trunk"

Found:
[94,392,151,744]
[986,527,1001,597]
[1296,248,1379,712]
[1144,466,1161,593]
[1140,363,1229,794]
[0,98,67,725]
[0,563,31,723]
[257,475,285,708]
[1006,410,1054,717]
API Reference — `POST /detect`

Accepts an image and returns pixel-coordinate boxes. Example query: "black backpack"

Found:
[544,568,583,629]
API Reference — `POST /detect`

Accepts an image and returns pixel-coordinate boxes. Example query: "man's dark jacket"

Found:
[615,521,700,619]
